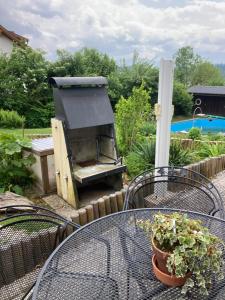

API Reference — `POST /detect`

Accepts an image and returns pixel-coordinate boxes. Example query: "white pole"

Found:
[155,59,174,169]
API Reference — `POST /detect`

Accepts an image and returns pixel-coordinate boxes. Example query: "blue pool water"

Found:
[171,118,225,133]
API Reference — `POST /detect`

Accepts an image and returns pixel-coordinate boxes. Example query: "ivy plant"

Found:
[137,212,224,295]
[0,133,35,194]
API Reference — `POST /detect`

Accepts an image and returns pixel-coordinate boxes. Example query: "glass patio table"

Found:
[32,208,225,300]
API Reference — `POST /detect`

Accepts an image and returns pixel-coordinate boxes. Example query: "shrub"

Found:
[197,143,225,158]
[169,140,193,166]
[0,109,25,128]
[188,127,201,140]
[125,140,155,178]
[139,122,156,136]
[115,83,151,155]
[0,133,35,194]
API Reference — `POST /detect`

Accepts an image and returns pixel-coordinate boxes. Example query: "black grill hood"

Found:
[49,77,114,130]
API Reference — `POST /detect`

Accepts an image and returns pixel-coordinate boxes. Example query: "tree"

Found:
[108,53,158,108]
[173,81,193,116]
[0,45,52,128]
[49,48,116,77]
[191,62,224,86]
[174,46,201,87]
[115,82,151,155]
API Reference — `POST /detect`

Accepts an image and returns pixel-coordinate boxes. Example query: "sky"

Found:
[1,0,225,64]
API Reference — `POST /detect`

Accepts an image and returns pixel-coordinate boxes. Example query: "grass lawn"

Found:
[0,128,52,136]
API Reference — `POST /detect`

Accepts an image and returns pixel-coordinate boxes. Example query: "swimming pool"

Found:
[171,118,225,133]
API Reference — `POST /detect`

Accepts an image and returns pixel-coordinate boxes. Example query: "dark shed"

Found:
[188,86,225,117]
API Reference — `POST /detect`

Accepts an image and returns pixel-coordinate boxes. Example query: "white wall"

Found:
[0,34,13,54]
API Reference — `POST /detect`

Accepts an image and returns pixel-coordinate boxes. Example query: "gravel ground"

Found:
[212,170,225,205]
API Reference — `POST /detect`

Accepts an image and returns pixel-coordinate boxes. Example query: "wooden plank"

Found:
[51,118,62,198]
[51,118,78,208]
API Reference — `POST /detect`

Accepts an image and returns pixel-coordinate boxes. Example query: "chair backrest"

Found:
[0,205,79,300]
[124,166,225,218]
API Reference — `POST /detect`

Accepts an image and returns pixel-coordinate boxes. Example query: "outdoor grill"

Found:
[49,77,126,208]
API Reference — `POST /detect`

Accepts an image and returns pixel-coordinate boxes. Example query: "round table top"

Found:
[33,208,225,300]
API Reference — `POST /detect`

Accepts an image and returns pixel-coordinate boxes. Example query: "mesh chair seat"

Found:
[0,205,79,300]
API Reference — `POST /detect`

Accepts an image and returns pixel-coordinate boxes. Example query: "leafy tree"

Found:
[216,64,225,78]
[173,81,193,116]
[191,62,224,86]
[174,46,201,87]
[0,45,52,128]
[49,48,116,77]
[108,53,158,108]
[115,82,151,155]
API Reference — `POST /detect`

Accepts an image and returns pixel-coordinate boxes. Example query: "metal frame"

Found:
[32,208,225,299]
[123,166,224,217]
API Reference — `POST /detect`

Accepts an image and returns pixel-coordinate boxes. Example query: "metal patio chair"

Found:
[0,205,79,300]
[123,166,224,218]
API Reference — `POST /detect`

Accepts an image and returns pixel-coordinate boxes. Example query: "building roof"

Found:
[0,25,28,43]
[188,85,225,95]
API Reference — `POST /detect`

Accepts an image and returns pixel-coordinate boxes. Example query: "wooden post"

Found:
[78,208,88,226]
[11,241,25,279]
[0,246,16,284]
[86,205,94,223]
[71,211,80,225]
[40,155,50,194]
[90,200,100,219]
[115,191,124,211]
[97,198,106,217]
[110,194,118,213]
[103,196,111,215]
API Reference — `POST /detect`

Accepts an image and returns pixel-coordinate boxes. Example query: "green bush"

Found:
[115,83,151,155]
[188,127,201,140]
[197,143,225,158]
[169,140,194,166]
[0,133,35,194]
[0,109,25,128]
[139,122,156,136]
[125,140,155,178]
[205,133,225,141]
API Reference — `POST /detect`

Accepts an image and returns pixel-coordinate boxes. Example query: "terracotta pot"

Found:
[151,239,170,274]
[152,255,191,287]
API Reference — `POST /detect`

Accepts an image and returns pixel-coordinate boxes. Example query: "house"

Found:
[0,25,28,55]
[188,86,225,117]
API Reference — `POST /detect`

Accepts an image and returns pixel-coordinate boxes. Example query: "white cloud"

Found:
[1,0,225,62]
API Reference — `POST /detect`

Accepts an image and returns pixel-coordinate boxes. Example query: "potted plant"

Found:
[137,212,224,295]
